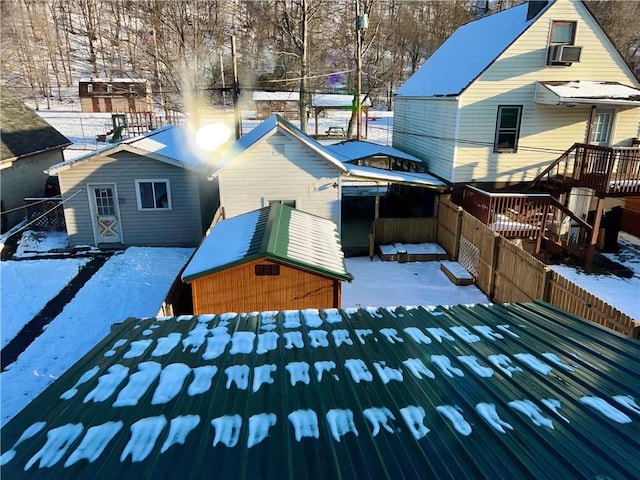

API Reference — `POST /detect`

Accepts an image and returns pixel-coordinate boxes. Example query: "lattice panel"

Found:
[458,236,479,278]
[25,199,66,232]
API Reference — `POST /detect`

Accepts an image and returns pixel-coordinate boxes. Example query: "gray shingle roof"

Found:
[0,87,71,162]
[2,301,639,479]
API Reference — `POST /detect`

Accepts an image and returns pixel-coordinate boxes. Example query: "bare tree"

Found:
[586,0,640,78]
[273,0,326,133]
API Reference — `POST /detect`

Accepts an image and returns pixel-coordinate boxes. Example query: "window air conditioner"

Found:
[548,45,582,64]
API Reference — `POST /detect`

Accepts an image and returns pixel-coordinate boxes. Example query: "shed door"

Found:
[88,184,122,243]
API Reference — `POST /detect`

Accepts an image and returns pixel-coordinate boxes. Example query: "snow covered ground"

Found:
[549,231,640,320]
[0,246,193,427]
[0,257,88,348]
[342,256,489,308]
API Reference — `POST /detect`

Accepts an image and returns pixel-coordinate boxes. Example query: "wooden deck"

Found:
[531,143,640,196]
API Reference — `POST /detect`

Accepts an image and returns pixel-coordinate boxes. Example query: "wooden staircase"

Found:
[529,143,640,197]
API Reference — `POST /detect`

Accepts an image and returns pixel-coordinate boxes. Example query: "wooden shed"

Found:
[79,78,153,113]
[182,203,352,314]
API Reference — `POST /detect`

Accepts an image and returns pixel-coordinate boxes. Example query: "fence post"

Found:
[488,234,500,300]
[541,267,552,302]
[453,205,463,260]
[369,219,376,260]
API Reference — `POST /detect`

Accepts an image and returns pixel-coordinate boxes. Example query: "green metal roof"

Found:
[182,203,351,283]
[2,301,639,479]
[0,86,71,162]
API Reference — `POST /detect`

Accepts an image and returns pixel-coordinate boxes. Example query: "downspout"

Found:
[337,175,343,236]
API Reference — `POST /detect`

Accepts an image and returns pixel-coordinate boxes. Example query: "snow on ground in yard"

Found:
[0,258,89,348]
[548,232,640,320]
[14,230,75,257]
[342,256,490,309]
[0,247,193,427]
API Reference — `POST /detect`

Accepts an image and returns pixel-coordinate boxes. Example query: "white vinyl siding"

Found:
[453,0,640,183]
[58,152,205,247]
[219,131,342,226]
[392,97,458,182]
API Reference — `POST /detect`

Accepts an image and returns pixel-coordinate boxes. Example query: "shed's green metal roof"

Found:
[2,301,639,479]
[182,203,351,282]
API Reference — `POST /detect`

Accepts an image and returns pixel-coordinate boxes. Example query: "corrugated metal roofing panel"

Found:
[2,301,639,479]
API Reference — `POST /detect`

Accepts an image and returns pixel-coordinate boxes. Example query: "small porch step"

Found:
[440,261,474,286]
[378,243,448,262]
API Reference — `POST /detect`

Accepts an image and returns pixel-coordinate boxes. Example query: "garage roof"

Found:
[2,301,639,479]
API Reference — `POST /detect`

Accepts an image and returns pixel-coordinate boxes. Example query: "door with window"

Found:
[88,184,122,243]
[589,109,614,146]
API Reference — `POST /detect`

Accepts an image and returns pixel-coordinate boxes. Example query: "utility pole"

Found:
[355,2,367,141]
[231,36,242,140]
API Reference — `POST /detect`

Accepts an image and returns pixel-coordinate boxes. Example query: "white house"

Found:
[209,114,347,229]
[393,0,640,189]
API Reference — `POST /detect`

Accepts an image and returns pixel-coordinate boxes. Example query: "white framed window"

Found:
[107,84,113,94]
[135,179,172,210]
[268,199,296,208]
[87,84,94,94]
[590,110,614,145]
[493,106,523,153]
[550,20,576,45]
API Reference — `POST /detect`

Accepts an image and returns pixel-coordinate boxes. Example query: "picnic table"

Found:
[326,126,346,137]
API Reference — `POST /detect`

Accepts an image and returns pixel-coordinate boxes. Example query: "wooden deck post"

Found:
[585,196,604,267]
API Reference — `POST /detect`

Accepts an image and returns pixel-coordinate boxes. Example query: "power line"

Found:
[392,129,570,156]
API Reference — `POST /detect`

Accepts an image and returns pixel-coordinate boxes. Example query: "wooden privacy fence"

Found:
[373,217,437,244]
[369,217,437,256]
[438,197,640,338]
[436,197,462,259]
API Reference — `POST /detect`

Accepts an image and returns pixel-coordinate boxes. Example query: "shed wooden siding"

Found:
[58,152,205,247]
[219,131,341,225]
[190,258,341,314]
[0,149,64,230]
[454,0,640,183]
[80,97,153,114]
[392,97,458,181]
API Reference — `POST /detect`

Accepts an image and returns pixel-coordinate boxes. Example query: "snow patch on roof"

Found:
[396,2,550,97]
[126,126,211,170]
[181,209,261,281]
[539,81,640,101]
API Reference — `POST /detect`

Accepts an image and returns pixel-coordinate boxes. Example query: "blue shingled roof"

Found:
[1,301,639,479]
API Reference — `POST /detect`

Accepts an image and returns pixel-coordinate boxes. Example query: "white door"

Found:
[589,109,614,146]
[88,184,122,243]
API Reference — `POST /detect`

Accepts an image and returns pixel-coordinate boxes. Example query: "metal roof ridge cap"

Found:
[264,203,290,255]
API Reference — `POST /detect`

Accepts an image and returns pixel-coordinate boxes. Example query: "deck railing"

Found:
[462,186,551,240]
[530,143,640,196]
[462,186,593,253]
